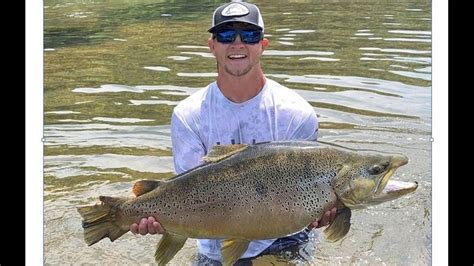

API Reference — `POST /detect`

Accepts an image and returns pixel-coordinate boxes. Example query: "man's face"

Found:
[208,22,269,77]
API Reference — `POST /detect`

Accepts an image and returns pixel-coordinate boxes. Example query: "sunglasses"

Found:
[213,29,263,44]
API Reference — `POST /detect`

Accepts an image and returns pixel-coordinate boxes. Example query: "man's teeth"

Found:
[228,55,246,59]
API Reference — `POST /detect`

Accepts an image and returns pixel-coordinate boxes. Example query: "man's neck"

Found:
[216,70,266,103]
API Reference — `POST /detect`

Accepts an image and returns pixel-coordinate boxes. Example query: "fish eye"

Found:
[368,161,389,175]
[368,165,382,175]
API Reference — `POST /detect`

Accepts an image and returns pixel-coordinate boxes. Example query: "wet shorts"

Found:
[193,228,313,266]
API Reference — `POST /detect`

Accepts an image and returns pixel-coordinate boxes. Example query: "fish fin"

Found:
[77,196,128,246]
[221,239,250,266]
[203,144,248,163]
[323,207,352,242]
[133,180,164,196]
[154,232,187,266]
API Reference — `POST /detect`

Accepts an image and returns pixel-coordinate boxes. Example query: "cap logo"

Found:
[221,3,249,17]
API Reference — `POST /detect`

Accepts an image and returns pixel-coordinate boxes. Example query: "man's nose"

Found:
[231,34,244,45]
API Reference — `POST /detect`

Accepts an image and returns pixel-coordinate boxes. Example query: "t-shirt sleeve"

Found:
[171,111,206,174]
[289,108,319,141]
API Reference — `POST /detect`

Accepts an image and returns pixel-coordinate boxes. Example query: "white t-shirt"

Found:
[170,78,318,261]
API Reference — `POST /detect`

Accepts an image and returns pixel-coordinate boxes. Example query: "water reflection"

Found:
[45,154,174,179]
[264,50,334,56]
[144,66,171,72]
[44,123,172,149]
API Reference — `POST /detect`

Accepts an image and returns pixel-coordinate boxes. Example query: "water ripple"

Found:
[264,50,334,56]
[45,154,174,178]
[44,123,172,149]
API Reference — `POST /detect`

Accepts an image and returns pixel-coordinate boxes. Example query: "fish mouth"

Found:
[373,155,408,196]
[369,180,418,204]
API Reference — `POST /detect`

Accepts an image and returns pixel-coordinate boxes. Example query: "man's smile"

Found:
[227,54,248,60]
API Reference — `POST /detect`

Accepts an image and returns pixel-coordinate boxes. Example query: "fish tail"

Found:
[77,196,129,246]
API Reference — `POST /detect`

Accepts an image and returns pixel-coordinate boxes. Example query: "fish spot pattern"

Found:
[121,143,344,231]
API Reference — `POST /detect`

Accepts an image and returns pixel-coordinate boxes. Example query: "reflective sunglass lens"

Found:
[216,30,237,43]
[240,30,261,44]
[215,29,262,44]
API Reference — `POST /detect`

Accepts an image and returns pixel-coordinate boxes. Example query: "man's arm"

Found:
[131,111,205,235]
[284,103,337,229]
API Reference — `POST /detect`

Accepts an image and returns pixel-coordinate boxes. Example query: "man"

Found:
[131,1,337,264]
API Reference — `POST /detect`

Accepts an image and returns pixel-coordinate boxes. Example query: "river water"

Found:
[44,0,432,264]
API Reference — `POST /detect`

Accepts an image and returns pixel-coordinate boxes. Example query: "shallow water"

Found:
[44,0,432,265]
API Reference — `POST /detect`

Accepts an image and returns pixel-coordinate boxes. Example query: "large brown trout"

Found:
[77,141,417,265]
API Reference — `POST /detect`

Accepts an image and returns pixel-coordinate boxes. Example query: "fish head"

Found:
[335,152,414,208]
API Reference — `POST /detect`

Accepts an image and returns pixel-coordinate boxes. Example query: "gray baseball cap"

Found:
[208,1,264,33]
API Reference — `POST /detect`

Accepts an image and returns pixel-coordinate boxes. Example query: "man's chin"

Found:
[225,66,252,77]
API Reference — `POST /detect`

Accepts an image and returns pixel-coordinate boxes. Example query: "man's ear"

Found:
[208,38,216,55]
[261,38,269,50]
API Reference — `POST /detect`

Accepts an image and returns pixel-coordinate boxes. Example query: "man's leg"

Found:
[255,228,316,262]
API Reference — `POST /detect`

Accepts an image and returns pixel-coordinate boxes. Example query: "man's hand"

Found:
[308,207,337,229]
[130,217,165,235]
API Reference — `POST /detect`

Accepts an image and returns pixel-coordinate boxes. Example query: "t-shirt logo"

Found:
[221,3,249,17]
